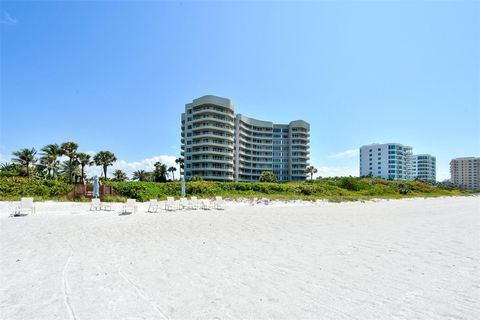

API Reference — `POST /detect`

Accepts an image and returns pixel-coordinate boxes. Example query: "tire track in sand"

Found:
[110,224,169,320]
[62,247,76,320]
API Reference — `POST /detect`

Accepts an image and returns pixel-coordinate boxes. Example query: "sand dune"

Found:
[0,197,479,319]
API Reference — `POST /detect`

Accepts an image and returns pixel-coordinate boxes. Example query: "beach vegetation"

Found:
[93,151,117,180]
[112,169,128,182]
[132,170,149,181]
[259,171,277,183]
[305,166,318,180]
[77,153,93,181]
[12,148,37,177]
[0,176,471,201]
[40,144,62,179]
[175,157,184,177]
[153,162,168,182]
[60,142,79,183]
[168,166,177,180]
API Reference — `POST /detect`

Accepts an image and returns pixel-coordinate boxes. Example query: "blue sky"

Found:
[1,1,479,180]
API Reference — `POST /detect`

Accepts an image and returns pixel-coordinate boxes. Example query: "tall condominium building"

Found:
[412,154,436,181]
[359,143,413,180]
[181,95,310,182]
[450,157,480,191]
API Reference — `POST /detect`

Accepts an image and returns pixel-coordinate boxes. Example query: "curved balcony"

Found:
[192,108,235,119]
[192,124,234,133]
[191,158,233,165]
[192,133,234,142]
[192,116,233,126]
[238,164,273,170]
[190,174,234,181]
[191,149,233,156]
[191,167,234,173]
[192,141,234,150]
[238,122,273,135]
[238,135,272,146]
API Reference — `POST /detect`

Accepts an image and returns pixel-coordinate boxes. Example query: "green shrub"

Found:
[0,177,71,200]
[338,177,362,191]
[187,181,216,196]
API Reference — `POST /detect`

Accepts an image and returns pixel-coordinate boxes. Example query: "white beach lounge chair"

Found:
[147,199,160,213]
[90,198,101,211]
[214,196,225,210]
[179,197,189,210]
[121,199,137,215]
[13,197,35,216]
[165,197,177,211]
[190,196,199,210]
[101,201,113,211]
[202,199,212,210]
[90,198,112,211]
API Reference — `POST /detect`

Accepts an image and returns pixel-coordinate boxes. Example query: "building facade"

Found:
[412,154,436,181]
[359,143,413,180]
[181,95,310,182]
[450,157,480,191]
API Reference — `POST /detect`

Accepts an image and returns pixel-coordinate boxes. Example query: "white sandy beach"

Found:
[0,197,479,319]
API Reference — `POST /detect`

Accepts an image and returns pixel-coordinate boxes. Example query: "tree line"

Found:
[1,142,184,183]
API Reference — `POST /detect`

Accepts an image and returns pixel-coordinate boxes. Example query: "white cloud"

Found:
[1,12,17,25]
[0,152,8,163]
[329,149,359,159]
[315,166,358,178]
[86,154,178,179]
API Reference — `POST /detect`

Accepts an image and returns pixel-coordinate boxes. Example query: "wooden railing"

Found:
[68,183,116,199]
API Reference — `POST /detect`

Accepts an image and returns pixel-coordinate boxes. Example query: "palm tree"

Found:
[38,155,59,179]
[93,151,117,179]
[60,159,81,182]
[259,171,277,182]
[40,143,62,178]
[61,142,79,183]
[132,170,149,181]
[154,162,167,182]
[112,169,128,182]
[168,166,177,180]
[305,165,318,181]
[0,162,19,172]
[175,157,184,178]
[77,152,93,181]
[12,148,37,177]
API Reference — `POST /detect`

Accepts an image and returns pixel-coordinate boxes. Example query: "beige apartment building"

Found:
[450,157,480,191]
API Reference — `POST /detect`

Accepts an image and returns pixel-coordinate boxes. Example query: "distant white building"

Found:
[359,143,413,180]
[450,157,480,190]
[412,154,436,181]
